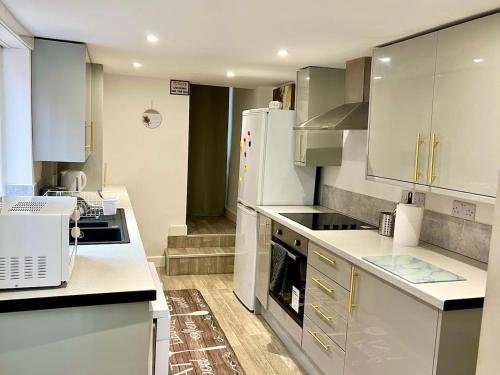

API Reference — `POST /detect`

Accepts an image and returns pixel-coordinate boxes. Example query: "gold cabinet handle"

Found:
[85,121,94,152]
[307,329,331,352]
[414,133,424,182]
[428,133,439,184]
[314,251,336,266]
[311,304,333,322]
[312,277,335,294]
[348,266,358,313]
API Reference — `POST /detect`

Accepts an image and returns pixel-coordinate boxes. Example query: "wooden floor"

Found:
[187,216,236,235]
[159,270,306,375]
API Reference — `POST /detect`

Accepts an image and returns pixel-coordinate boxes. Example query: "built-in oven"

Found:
[269,221,308,327]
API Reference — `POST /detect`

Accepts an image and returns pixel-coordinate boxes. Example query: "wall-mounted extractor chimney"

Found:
[294,57,372,167]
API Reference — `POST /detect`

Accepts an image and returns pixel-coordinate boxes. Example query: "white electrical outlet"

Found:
[452,200,476,221]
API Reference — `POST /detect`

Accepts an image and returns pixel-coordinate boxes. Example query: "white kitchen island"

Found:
[0,186,161,375]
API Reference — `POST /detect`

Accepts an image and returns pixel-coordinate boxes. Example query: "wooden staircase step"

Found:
[168,233,235,249]
[167,246,235,258]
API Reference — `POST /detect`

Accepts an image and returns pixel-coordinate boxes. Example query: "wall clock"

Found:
[142,108,162,129]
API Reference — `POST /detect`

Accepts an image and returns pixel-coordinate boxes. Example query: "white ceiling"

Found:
[4,0,500,88]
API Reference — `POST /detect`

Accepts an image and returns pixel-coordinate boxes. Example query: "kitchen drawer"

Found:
[267,297,302,345]
[309,242,352,290]
[302,316,345,375]
[305,290,347,350]
[306,266,349,320]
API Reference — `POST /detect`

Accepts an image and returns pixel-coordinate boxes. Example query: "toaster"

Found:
[0,196,78,289]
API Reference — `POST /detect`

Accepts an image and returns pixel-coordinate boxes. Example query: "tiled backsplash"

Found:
[321,185,492,263]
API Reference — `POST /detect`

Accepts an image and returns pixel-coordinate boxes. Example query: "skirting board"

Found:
[169,224,187,236]
[147,255,165,268]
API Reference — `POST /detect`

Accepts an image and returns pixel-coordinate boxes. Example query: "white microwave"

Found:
[0,196,78,289]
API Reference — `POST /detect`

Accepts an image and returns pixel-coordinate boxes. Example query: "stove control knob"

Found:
[294,239,301,247]
[275,229,283,236]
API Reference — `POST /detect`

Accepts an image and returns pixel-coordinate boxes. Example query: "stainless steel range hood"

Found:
[294,57,372,166]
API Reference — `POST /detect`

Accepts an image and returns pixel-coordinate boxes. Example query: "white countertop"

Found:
[0,186,156,311]
[257,205,487,311]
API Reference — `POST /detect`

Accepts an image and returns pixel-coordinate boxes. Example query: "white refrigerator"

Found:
[233,108,316,311]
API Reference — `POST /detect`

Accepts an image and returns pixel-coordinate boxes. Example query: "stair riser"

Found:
[168,235,235,249]
[167,256,234,276]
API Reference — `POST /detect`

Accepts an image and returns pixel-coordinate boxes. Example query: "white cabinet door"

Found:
[430,14,500,198]
[344,268,438,375]
[255,214,271,309]
[32,39,88,162]
[367,33,437,184]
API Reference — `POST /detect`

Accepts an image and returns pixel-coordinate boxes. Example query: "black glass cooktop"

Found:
[280,212,376,231]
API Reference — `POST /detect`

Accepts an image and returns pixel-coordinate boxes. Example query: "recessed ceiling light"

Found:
[133,62,142,68]
[373,76,383,80]
[147,34,159,43]
[378,57,391,63]
[226,71,235,78]
[277,49,289,57]
[473,58,484,63]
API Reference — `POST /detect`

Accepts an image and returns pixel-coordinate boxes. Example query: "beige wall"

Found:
[103,74,190,257]
[226,87,273,216]
[321,130,495,224]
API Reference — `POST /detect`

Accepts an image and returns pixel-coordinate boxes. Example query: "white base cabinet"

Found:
[255,214,272,309]
[344,267,438,375]
[302,243,482,375]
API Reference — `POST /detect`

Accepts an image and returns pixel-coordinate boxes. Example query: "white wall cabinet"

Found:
[367,13,500,199]
[367,33,437,185]
[430,14,500,198]
[32,38,92,162]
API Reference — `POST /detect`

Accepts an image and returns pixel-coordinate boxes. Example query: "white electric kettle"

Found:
[60,170,87,191]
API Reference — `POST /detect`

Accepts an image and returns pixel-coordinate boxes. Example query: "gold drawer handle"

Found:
[314,251,336,266]
[312,278,334,294]
[307,329,331,352]
[311,304,333,321]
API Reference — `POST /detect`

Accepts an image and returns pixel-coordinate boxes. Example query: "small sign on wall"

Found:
[170,80,190,96]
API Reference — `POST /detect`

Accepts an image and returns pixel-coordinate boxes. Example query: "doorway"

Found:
[186,84,232,231]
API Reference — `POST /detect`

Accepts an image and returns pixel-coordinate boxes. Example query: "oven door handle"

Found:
[271,241,298,261]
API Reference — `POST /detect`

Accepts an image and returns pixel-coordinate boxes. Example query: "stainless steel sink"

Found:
[70,208,130,245]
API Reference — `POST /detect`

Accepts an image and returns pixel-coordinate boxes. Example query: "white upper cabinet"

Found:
[430,14,500,198]
[367,13,500,199]
[367,33,437,184]
[32,38,91,162]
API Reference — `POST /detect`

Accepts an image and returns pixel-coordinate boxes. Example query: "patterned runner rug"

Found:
[165,289,246,375]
